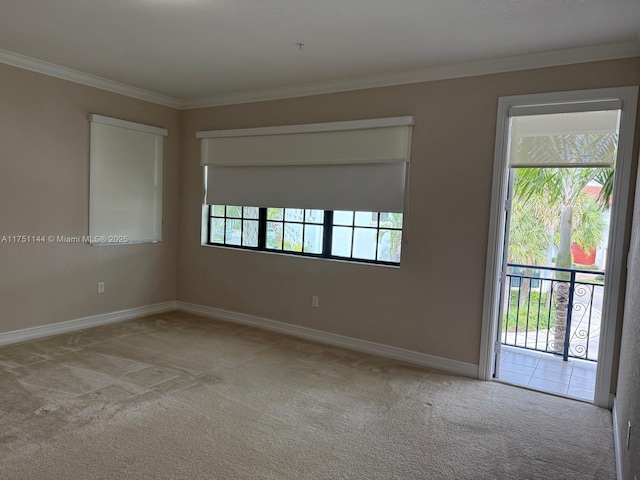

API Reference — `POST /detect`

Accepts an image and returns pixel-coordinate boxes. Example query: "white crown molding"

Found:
[0,48,182,109]
[182,41,640,109]
[0,301,177,347]
[1,42,639,110]
[176,301,479,378]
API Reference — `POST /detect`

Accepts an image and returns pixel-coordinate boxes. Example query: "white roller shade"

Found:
[89,115,167,244]
[200,125,411,166]
[509,109,620,168]
[206,163,406,211]
[198,117,412,212]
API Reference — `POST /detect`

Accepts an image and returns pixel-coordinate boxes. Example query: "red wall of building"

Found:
[572,242,596,266]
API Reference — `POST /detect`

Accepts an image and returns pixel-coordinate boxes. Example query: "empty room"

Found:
[1,1,640,479]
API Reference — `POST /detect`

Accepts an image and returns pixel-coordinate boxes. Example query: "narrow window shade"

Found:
[198,117,412,212]
[509,110,620,168]
[89,115,167,244]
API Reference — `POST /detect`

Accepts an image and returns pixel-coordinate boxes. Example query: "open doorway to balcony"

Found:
[497,164,612,401]
[480,87,638,407]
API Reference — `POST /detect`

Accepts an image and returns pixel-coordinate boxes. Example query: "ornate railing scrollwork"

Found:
[501,263,603,362]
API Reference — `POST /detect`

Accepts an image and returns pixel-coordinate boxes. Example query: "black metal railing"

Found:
[501,263,604,362]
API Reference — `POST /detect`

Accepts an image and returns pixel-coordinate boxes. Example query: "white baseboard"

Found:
[176,301,479,378]
[612,397,623,480]
[0,301,177,347]
[0,300,479,379]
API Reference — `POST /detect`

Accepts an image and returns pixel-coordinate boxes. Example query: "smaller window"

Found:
[510,267,542,289]
[266,208,324,254]
[331,211,403,263]
[210,206,260,248]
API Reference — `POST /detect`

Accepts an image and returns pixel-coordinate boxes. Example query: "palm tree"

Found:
[513,132,616,351]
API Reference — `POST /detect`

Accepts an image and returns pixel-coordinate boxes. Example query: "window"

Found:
[209,206,259,248]
[208,205,403,265]
[266,208,324,254]
[198,117,412,266]
[509,267,541,289]
[89,114,167,245]
[332,211,402,263]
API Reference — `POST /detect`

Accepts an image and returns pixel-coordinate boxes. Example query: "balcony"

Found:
[497,263,603,401]
[499,346,596,401]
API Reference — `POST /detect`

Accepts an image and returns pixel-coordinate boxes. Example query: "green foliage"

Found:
[576,264,603,271]
[267,208,284,221]
[515,166,611,212]
[511,164,611,268]
[508,195,550,265]
[226,205,243,218]
[380,212,403,229]
[503,290,556,331]
[282,241,302,251]
[571,195,606,254]
[594,168,615,207]
[513,133,617,204]
[212,205,225,216]
[379,213,403,261]
[514,132,616,213]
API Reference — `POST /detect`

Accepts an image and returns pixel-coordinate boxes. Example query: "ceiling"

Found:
[1,0,639,106]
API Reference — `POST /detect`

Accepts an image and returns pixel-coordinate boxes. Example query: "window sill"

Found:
[199,242,400,269]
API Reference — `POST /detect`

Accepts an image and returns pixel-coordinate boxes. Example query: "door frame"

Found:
[479,86,639,408]
[492,170,515,380]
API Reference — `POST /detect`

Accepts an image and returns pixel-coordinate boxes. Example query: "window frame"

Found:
[478,86,638,409]
[209,206,261,249]
[89,114,167,245]
[264,208,326,255]
[206,205,402,266]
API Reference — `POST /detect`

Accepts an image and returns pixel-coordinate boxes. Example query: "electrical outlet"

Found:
[97,282,105,294]
[627,421,632,450]
[311,296,319,307]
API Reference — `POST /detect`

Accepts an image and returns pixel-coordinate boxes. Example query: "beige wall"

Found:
[178,58,640,367]
[615,164,640,480]
[0,55,637,384]
[0,63,180,333]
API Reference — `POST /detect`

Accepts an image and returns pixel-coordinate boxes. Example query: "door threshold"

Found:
[493,377,594,404]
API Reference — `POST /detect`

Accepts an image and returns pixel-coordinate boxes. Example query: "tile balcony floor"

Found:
[496,345,596,402]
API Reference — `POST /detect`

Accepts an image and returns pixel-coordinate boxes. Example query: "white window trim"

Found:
[89,114,167,245]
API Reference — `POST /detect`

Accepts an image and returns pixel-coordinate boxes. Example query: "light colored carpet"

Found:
[0,311,614,479]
